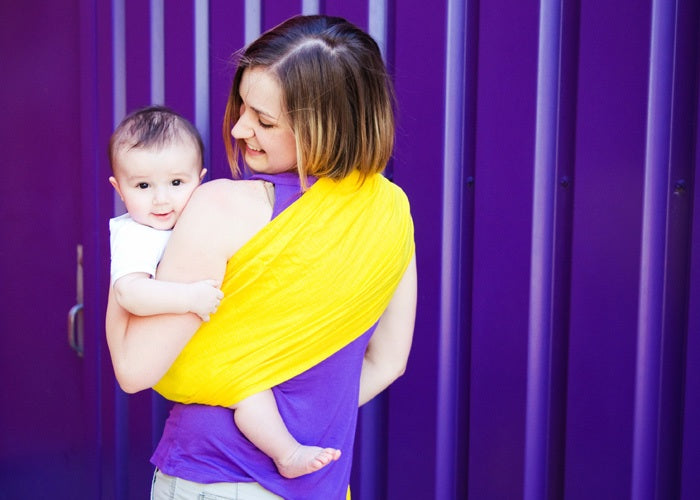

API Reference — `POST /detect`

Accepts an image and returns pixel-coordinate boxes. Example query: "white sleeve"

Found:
[109,214,172,283]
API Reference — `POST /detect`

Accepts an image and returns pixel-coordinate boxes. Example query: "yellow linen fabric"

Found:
[154,170,415,407]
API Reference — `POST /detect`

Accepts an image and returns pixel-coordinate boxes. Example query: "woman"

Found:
[106,14,417,499]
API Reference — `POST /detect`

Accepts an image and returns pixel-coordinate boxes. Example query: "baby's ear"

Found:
[199,168,208,182]
[108,176,124,200]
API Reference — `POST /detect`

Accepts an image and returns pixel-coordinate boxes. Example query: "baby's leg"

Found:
[232,390,341,479]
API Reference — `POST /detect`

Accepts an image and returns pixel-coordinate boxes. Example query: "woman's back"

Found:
[151,174,374,500]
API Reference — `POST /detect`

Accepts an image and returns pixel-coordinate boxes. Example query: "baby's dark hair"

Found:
[109,105,204,173]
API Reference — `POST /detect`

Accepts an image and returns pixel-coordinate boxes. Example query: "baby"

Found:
[107,105,339,478]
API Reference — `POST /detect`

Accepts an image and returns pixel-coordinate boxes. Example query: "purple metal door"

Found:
[0,0,110,498]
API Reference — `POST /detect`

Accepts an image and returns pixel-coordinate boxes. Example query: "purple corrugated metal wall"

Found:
[1,0,698,498]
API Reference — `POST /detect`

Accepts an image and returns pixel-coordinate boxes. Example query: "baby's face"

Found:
[110,141,205,230]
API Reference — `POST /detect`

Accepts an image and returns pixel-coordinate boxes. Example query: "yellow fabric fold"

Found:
[154,170,415,407]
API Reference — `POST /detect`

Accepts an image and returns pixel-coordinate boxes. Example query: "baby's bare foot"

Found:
[275,445,341,479]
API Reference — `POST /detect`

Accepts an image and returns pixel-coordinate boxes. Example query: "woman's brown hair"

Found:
[223,15,395,186]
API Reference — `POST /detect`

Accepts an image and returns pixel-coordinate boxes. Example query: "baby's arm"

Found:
[358,254,417,406]
[107,180,272,394]
[113,273,223,321]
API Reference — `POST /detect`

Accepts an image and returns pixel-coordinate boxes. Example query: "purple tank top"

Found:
[151,173,375,500]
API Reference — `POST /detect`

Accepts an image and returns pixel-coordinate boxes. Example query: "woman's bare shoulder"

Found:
[187,179,269,214]
[193,178,267,202]
[182,179,273,248]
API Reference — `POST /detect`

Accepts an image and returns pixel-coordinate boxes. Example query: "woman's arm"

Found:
[358,254,417,406]
[105,179,273,393]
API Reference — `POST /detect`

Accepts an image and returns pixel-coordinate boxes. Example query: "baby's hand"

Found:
[188,279,224,321]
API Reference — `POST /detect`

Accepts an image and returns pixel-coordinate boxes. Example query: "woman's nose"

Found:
[231,116,252,139]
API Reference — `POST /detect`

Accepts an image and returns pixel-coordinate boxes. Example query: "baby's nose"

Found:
[152,187,169,204]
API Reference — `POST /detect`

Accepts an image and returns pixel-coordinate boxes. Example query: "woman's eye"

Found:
[259,120,273,129]
[137,183,149,189]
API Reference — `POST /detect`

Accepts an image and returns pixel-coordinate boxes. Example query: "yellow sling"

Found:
[154,170,415,407]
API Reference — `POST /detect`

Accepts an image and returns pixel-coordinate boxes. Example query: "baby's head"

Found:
[108,106,206,230]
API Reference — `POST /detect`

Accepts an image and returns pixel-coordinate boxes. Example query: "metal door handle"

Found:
[67,303,84,357]
[67,244,84,357]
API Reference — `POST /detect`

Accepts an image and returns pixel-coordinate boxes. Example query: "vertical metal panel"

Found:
[455,3,479,498]
[124,1,151,109]
[680,11,700,496]
[658,3,698,499]
[302,0,319,15]
[563,1,649,497]
[368,0,387,57]
[323,0,367,30]
[112,0,126,125]
[164,1,196,118]
[524,0,561,498]
[195,0,211,171]
[356,394,388,500]
[631,0,676,498]
[469,0,538,497]
[681,87,700,500]
[95,0,121,493]
[123,0,152,112]
[631,0,699,497]
[111,3,129,497]
[208,0,245,180]
[388,0,447,497]
[547,2,580,498]
[262,0,300,30]
[436,0,467,497]
[79,0,108,494]
[150,0,164,104]
[245,0,261,44]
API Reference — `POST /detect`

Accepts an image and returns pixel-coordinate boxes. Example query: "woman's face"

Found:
[231,67,298,175]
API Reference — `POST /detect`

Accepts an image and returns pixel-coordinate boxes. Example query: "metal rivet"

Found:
[673,179,686,195]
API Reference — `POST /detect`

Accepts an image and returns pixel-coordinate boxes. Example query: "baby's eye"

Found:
[137,182,149,189]
[172,179,182,186]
